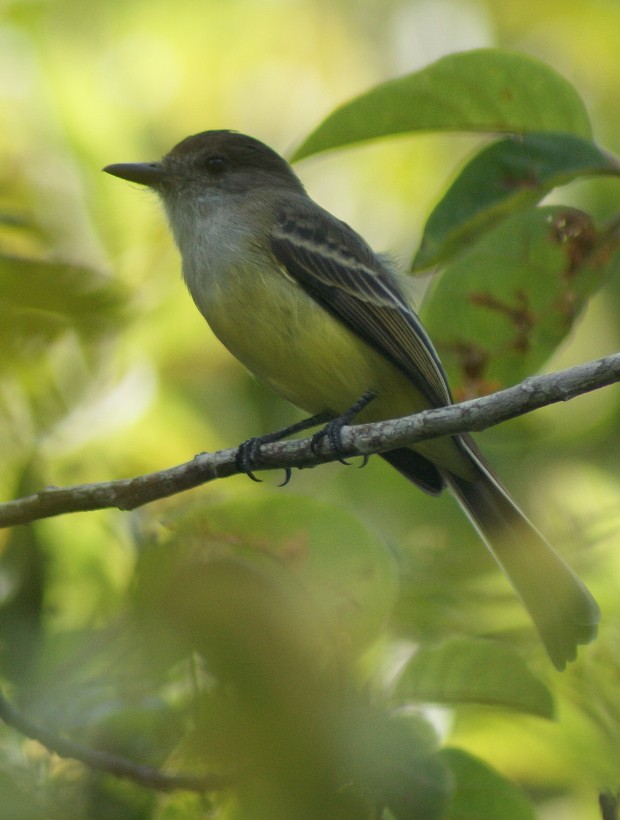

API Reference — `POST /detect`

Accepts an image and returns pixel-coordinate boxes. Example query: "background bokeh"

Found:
[1,1,620,818]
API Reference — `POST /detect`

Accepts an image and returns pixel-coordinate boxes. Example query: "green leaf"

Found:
[0,254,130,449]
[0,769,50,820]
[413,133,620,270]
[292,49,591,161]
[139,495,399,658]
[441,748,536,819]
[396,638,554,718]
[0,253,128,373]
[134,502,403,818]
[420,206,620,393]
[349,712,452,820]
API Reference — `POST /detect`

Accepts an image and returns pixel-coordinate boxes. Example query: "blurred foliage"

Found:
[1,1,620,818]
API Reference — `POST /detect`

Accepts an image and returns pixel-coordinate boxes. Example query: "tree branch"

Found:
[1,353,618,529]
[0,688,233,792]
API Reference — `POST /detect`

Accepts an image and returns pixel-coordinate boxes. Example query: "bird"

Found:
[104,129,599,668]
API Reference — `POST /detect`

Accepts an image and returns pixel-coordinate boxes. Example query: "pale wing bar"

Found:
[271,206,451,409]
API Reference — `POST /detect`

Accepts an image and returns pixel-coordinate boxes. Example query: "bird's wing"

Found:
[270,201,452,408]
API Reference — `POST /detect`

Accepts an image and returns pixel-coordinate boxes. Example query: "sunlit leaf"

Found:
[441,748,536,819]
[420,206,620,395]
[413,133,620,270]
[396,638,554,718]
[0,253,131,453]
[292,49,591,161]
[0,254,128,372]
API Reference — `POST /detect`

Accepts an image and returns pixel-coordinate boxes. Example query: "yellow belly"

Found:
[194,259,471,476]
[203,263,422,413]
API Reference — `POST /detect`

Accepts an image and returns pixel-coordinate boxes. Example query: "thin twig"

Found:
[0,353,618,529]
[0,688,233,792]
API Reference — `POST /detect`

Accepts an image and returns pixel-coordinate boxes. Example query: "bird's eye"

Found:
[205,155,227,174]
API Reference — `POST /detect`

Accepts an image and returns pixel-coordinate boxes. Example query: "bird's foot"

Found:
[236,411,332,485]
[311,390,377,465]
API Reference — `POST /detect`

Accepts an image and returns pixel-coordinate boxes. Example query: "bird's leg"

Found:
[236,411,333,485]
[311,390,377,465]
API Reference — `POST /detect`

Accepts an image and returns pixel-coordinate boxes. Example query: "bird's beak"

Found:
[103,162,167,187]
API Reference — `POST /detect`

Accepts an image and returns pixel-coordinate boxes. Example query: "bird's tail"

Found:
[446,446,599,669]
[382,442,600,668]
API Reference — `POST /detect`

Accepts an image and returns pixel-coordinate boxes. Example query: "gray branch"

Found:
[1,353,619,529]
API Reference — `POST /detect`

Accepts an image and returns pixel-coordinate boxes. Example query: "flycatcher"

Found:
[104,130,599,668]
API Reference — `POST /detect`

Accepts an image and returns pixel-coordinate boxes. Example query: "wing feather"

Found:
[270,202,451,408]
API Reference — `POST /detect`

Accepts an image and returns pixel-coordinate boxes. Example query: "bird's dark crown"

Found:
[164,130,300,184]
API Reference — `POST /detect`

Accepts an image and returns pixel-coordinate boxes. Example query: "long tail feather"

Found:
[447,454,599,669]
[384,443,600,668]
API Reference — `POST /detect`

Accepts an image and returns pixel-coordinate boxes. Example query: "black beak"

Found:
[103,162,167,187]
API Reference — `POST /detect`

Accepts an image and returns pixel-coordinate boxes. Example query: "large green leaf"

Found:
[396,638,554,718]
[0,254,128,372]
[441,748,536,819]
[292,49,591,161]
[0,253,130,450]
[133,497,404,817]
[359,713,451,820]
[138,494,398,659]
[413,133,620,270]
[420,206,620,393]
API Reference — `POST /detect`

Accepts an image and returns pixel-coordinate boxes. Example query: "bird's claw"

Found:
[237,437,292,486]
[311,419,351,464]
[310,390,377,466]
[236,437,263,482]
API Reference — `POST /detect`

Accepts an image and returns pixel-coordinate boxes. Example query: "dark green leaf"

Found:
[441,748,536,819]
[420,206,620,393]
[137,495,398,660]
[292,49,591,161]
[414,133,620,270]
[350,712,452,820]
[396,638,554,718]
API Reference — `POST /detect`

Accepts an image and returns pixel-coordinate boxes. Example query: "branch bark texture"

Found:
[1,353,618,529]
